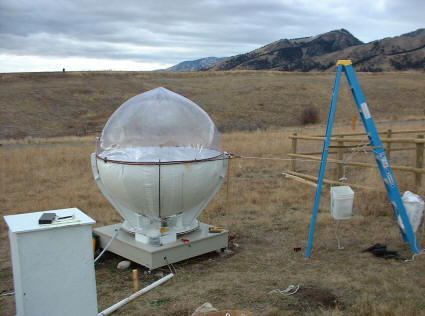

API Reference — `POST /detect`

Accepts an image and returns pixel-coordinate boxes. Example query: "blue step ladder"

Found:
[305,59,421,258]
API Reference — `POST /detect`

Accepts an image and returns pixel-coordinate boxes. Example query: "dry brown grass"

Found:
[1,71,425,139]
[1,125,425,316]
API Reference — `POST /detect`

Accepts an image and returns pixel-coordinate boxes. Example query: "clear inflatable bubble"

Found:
[97,87,223,163]
[93,87,228,240]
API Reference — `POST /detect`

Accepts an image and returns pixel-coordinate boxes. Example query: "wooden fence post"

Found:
[351,115,357,130]
[385,129,392,160]
[291,133,297,171]
[337,136,344,180]
[415,134,424,192]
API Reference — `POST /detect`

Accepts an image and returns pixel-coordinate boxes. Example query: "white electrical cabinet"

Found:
[4,208,98,316]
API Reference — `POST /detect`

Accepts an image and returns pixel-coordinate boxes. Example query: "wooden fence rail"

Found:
[289,129,425,192]
[290,135,425,144]
[316,128,425,137]
[284,170,381,192]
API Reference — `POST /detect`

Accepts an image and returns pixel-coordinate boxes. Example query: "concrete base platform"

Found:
[94,222,228,270]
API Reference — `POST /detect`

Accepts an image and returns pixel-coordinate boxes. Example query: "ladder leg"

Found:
[305,65,343,258]
[343,65,421,254]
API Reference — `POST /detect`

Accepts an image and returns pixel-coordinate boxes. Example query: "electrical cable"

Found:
[170,262,177,274]
[268,284,300,296]
[164,257,177,275]
[94,225,121,264]
[0,291,15,297]
[404,250,425,262]
[335,221,344,250]
[339,142,370,182]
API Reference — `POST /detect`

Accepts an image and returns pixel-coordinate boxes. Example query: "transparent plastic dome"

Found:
[97,87,223,164]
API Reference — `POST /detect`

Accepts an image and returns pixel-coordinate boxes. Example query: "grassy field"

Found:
[1,125,425,315]
[1,71,424,139]
[1,70,425,315]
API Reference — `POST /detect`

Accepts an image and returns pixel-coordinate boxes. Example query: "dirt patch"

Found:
[290,286,344,311]
[167,309,193,316]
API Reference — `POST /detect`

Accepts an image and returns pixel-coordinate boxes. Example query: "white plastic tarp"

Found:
[398,191,425,233]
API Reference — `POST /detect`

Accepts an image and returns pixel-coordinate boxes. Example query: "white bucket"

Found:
[330,186,354,220]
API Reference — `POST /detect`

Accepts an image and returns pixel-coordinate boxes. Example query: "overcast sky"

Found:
[0,0,423,72]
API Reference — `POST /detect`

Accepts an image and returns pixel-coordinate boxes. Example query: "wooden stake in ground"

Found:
[132,269,139,291]
[291,133,297,171]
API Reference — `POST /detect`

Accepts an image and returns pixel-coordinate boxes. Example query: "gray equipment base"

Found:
[94,222,228,270]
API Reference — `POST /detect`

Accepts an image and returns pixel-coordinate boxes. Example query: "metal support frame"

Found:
[305,60,421,258]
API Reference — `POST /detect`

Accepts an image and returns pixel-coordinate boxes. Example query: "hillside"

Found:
[210,28,425,71]
[316,29,425,72]
[210,29,362,71]
[162,57,225,71]
[1,71,424,139]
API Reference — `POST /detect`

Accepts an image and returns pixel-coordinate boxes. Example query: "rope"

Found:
[237,156,321,163]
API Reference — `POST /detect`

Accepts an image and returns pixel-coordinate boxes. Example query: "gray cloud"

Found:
[0,0,424,69]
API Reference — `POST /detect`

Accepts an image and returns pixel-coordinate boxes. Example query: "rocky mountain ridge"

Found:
[208,28,425,72]
[162,57,225,71]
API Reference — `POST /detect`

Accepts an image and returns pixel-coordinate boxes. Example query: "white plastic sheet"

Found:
[398,191,425,233]
[97,157,227,222]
